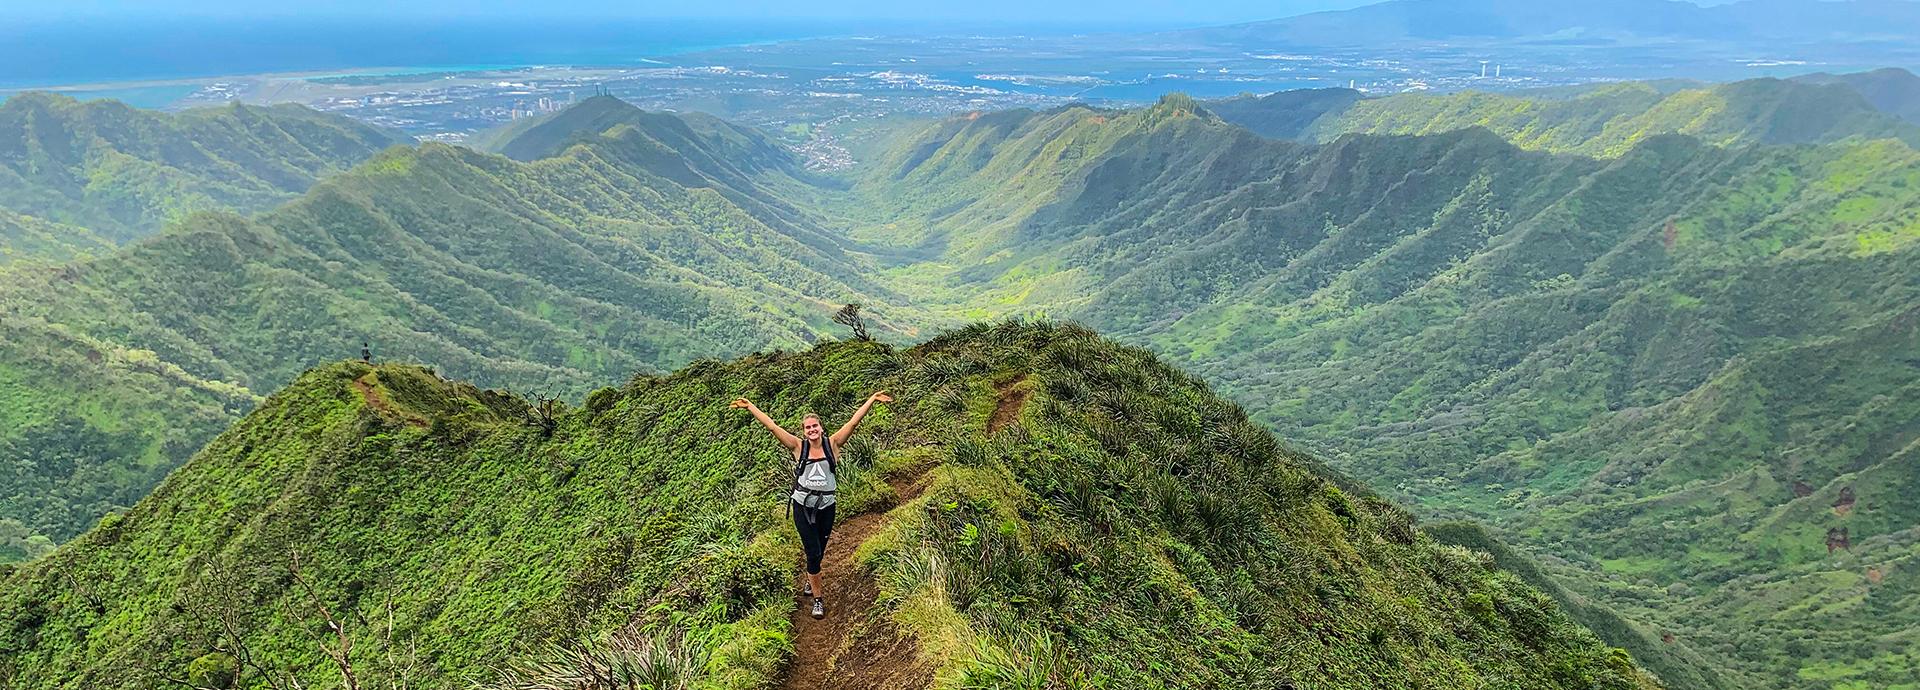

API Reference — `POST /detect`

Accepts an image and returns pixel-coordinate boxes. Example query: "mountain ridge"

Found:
[7,85,1920,687]
[1793,66,1920,123]
[1206,75,1920,157]
[0,321,1658,690]
[838,93,1920,688]
[0,104,910,551]
[0,92,411,262]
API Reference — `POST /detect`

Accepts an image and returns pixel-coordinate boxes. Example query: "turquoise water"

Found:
[0,18,850,90]
[27,85,202,109]
[297,65,530,81]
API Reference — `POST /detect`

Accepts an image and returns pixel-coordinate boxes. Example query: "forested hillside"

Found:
[6,78,1919,688]
[1794,68,1920,124]
[843,93,1920,688]
[0,321,1654,690]
[1209,75,1920,157]
[0,96,911,556]
[0,208,111,264]
[0,93,409,263]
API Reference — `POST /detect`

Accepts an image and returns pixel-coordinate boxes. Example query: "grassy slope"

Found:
[1207,77,1920,157]
[1794,68,1920,125]
[0,321,1653,690]
[1206,88,1367,140]
[0,99,908,550]
[844,96,1920,688]
[0,93,410,257]
[1173,140,1920,688]
[9,82,1918,687]
[0,209,111,265]
[1425,522,1726,690]
[0,98,409,547]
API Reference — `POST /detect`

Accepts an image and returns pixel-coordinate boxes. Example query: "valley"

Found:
[3,54,1919,689]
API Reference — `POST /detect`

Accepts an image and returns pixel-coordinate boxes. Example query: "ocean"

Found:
[0,17,853,91]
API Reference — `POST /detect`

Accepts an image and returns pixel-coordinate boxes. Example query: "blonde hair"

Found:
[802,413,820,425]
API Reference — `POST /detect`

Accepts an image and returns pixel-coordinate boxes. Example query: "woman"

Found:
[731,391,893,619]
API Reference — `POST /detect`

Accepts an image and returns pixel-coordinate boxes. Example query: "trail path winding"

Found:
[778,377,1031,689]
[778,467,936,690]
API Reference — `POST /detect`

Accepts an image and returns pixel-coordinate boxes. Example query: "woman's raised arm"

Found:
[832,391,893,446]
[732,398,799,449]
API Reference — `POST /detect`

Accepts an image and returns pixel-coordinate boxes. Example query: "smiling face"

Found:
[802,414,823,441]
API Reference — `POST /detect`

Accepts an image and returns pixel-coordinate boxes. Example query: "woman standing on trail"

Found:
[731,392,893,619]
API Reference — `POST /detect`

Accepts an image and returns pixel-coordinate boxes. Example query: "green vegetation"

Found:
[1207,77,1920,157]
[834,90,1920,688]
[0,321,1654,690]
[1424,522,1726,690]
[1794,68,1920,125]
[11,75,1920,687]
[0,92,409,262]
[0,96,906,552]
[1204,87,1366,140]
[0,208,111,265]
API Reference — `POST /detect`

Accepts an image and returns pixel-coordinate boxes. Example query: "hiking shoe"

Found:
[811,597,826,619]
[802,581,814,597]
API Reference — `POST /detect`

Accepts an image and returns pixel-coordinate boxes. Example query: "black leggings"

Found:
[793,500,837,575]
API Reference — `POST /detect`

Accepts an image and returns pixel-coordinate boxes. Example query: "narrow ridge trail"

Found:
[352,371,428,427]
[778,466,936,690]
[778,376,1031,689]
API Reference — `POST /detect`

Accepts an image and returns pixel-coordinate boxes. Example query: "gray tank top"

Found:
[790,439,838,508]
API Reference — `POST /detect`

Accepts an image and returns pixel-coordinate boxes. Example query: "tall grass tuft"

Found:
[955,633,1099,690]
[478,628,706,690]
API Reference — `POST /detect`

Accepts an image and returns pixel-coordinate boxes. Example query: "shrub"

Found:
[184,652,238,689]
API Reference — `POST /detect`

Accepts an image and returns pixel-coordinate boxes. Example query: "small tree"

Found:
[527,393,562,438]
[833,303,872,341]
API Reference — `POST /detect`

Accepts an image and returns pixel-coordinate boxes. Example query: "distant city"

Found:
[155,49,1573,148]
[9,10,1904,164]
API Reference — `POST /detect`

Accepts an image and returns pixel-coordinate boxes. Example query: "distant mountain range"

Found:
[0,93,408,264]
[1208,72,1920,154]
[1794,66,1920,122]
[834,75,1920,688]
[0,95,900,555]
[5,67,1920,688]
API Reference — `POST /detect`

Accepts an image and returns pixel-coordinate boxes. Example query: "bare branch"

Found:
[833,303,873,341]
[288,550,360,690]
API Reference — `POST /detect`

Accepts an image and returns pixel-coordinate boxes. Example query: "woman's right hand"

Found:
[730,398,753,410]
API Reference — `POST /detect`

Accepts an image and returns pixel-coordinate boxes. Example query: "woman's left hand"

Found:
[871,391,893,403]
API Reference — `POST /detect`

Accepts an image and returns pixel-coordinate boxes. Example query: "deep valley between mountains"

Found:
[4,73,1919,689]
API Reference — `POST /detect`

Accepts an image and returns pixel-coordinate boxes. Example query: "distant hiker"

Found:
[731,392,893,619]
[361,342,372,364]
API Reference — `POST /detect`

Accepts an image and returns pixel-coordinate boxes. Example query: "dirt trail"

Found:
[351,372,428,427]
[779,380,1029,688]
[779,467,936,690]
[988,375,1031,434]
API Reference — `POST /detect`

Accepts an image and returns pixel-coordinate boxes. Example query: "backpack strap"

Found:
[790,439,837,512]
[796,438,837,474]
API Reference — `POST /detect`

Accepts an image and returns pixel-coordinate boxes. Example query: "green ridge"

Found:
[0,92,410,262]
[9,79,1920,687]
[1208,77,1920,157]
[0,321,1655,690]
[836,93,1920,688]
[0,98,907,549]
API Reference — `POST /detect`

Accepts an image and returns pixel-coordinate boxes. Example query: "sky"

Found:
[2,0,1388,27]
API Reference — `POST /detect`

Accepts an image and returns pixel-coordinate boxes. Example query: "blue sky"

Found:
[7,0,1387,26]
